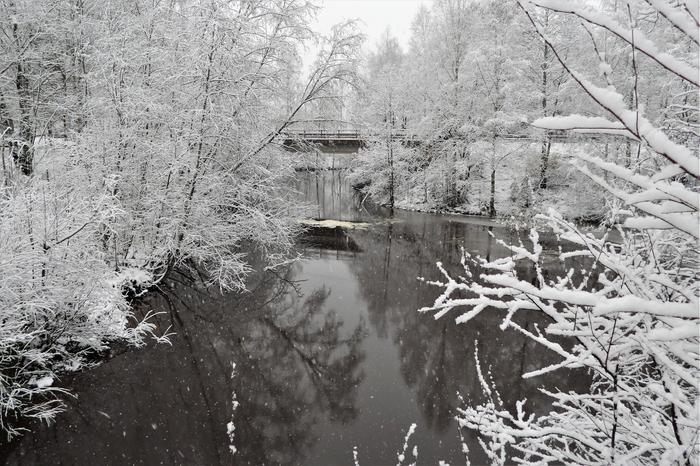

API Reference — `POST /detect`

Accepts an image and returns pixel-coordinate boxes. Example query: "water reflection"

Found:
[339,214,583,444]
[232,277,367,465]
[294,169,384,222]
[0,265,367,466]
[0,170,589,466]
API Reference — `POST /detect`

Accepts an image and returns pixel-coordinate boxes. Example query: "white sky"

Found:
[307,0,433,57]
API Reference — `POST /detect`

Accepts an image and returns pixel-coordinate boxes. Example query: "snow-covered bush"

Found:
[422,0,699,463]
[506,144,609,223]
[348,141,418,208]
[0,153,156,437]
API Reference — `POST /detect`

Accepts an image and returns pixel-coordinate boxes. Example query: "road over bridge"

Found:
[280,129,605,152]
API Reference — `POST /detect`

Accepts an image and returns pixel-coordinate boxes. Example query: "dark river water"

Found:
[0,169,588,466]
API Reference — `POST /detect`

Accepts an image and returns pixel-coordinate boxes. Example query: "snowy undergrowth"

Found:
[0,155,159,438]
[351,422,470,466]
[349,139,607,222]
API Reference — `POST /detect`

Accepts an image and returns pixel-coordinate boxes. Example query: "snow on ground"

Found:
[301,219,372,229]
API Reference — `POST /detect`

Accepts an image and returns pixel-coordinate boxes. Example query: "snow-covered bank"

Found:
[346,138,609,226]
[388,195,605,229]
[300,219,372,229]
[0,145,168,436]
[0,133,301,437]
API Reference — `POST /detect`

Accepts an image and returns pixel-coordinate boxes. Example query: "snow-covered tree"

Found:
[350,30,409,209]
[422,0,699,463]
[0,0,360,435]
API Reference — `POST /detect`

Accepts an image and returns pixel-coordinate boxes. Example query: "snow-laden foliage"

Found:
[348,0,697,223]
[423,213,698,463]
[421,0,699,464]
[0,159,158,437]
[348,1,591,218]
[347,141,419,208]
[0,0,360,435]
[227,362,239,457]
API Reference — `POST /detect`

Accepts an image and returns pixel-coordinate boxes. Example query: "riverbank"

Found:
[390,198,606,230]
[0,180,590,465]
[0,135,302,438]
[1,169,593,462]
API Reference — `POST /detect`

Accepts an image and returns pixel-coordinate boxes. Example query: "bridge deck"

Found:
[281,129,607,144]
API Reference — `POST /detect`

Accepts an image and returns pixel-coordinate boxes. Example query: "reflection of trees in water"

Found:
[233,281,366,465]
[347,219,586,435]
[294,170,391,222]
[0,265,366,466]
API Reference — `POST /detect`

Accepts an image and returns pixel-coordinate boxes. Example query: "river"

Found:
[0,169,588,466]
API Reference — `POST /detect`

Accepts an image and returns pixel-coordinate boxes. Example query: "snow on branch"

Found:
[521,1,700,179]
[525,0,700,87]
[568,73,700,178]
[574,154,699,209]
[573,160,699,237]
[424,1,699,464]
[642,0,700,45]
[424,210,699,463]
[533,115,640,139]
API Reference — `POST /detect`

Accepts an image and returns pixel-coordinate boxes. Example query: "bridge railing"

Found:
[281,129,612,143]
[281,129,415,141]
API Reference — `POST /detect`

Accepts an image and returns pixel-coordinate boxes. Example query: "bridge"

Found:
[281,129,413,150]
[280,128,593,151]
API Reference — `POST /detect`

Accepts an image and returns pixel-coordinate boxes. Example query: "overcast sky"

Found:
[310,0,434,52]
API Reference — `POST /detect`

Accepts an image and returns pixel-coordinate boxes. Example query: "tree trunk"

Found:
[388,140,395,210]
[13,21,34,175]
[539,137,551,189]
[0,88,12,135]
[539,33,550,189]
[489,167,496,218]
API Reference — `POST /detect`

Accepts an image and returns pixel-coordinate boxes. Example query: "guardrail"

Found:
[282,130,398,140]
[281,129,613,143]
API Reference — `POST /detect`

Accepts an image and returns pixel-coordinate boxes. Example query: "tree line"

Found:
[346,0,697,222]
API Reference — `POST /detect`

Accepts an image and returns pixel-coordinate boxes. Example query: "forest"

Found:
[0,0,698,464]
[342,1,698,223]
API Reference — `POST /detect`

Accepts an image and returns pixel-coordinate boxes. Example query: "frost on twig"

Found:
[425,206,698,463]
[354,423,443,466]
[227,363,239,457]
[423,0,700,459]
[396,422,418,466]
